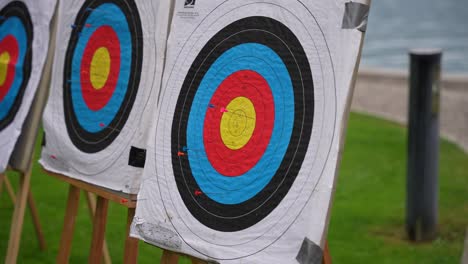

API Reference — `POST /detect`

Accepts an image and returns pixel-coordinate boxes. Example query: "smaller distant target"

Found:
[0,1,32,130]
[63,0,143,153]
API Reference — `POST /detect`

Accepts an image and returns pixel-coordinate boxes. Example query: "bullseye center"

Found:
[89,47,110,90]
[220,96,256,150]
[0,51,11,86]
[229,109,247,136]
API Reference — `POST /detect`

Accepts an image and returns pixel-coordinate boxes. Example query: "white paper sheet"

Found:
[132,0,370,262]
[40,0,171,193]
[0,0,56,173]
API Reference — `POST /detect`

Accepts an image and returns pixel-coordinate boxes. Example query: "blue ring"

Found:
[0,17,27,121]
[70,3,132,133]
[186,43,294,205]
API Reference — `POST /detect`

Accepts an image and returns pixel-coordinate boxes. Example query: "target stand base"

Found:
[44,169,138,264]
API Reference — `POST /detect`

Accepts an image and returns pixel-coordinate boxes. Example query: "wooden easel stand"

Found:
[44,170,332,264]
[85,192,112,264]
[45,169,138,264]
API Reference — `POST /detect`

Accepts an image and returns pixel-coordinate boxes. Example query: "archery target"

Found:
[133,0,343,260]
[0,0,56,173]
[0,1,32,131]
[173,16,317,232]
[40,0,171,193]
[63,0,143,153]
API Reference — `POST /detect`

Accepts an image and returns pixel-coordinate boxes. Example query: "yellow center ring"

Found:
[220,96,256,150]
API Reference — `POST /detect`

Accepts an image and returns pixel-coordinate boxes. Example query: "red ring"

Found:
[203,70,274,177]
[80,26,120,111]
[0,35,19,101]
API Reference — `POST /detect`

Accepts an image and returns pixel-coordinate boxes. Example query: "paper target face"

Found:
[152,0,338,259]
[0,1,32,131]
[0,0,55,173]
[173,16,315,232]
[41,0,169,192]
[63,0,143,153]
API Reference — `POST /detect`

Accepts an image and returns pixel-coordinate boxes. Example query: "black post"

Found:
[406,49,441,241]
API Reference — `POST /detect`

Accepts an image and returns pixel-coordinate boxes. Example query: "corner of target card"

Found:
[131,217,183,252]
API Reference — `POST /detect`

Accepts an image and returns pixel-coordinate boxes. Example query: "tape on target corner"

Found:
[296,237,323,264]
[128,146,146,168]
[342,2,370,32]
[132,217,182,251]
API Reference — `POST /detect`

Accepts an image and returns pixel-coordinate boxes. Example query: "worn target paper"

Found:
[132,0,370,263]
[0,0,56,173]
[40,0,171,193]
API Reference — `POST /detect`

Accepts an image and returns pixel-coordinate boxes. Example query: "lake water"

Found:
[362,0,468,74]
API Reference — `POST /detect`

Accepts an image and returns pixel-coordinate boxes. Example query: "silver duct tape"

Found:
[342,2,370,32]
[134,222,183,251]
[296,237,323,264]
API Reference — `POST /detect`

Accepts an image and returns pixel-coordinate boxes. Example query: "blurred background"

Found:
[328,0,468,263]
[362,0,468,73]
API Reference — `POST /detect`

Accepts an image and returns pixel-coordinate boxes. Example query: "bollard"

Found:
[406,49,441,241]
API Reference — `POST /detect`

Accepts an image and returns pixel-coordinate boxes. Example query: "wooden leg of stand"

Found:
[5,168,32,264]
[124,207,139,264]
[27,189,47,250]
[161,250,179,264]
[190,256,207,264]
[89,196,109,264]
[57,185,81,264]
[85,192,112,264]
[0,173,5,198]
[322,241,332,264]
[1,176,45,252]
[4,175,17,204]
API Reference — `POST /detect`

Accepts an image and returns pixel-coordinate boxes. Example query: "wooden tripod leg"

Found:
[0,173,5,198]
[161,250,179,264]
[5,168,32,264]
[85,192,112,264]
[190,256,207,264]
[322,241,332,264]
[124,207,139,264]
[89,196,109,264]
[2,173,47,251]
[4,175,17,204]
[27,189,47,250]
[57,185,81,264]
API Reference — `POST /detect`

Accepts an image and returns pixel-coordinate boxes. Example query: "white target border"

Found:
[154,0,337,260]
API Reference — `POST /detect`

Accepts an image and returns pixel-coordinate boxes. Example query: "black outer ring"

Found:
[63,0,143,153]
[0,1,33,130]
[171,16,314,232]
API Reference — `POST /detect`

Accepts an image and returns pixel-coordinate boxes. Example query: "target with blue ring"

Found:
[0,1,32,131]
[172,16,314,232]
[63,0,143,153]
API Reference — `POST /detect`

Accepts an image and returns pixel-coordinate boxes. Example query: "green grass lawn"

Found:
[329,113,468,263]
[1,112,467,263]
